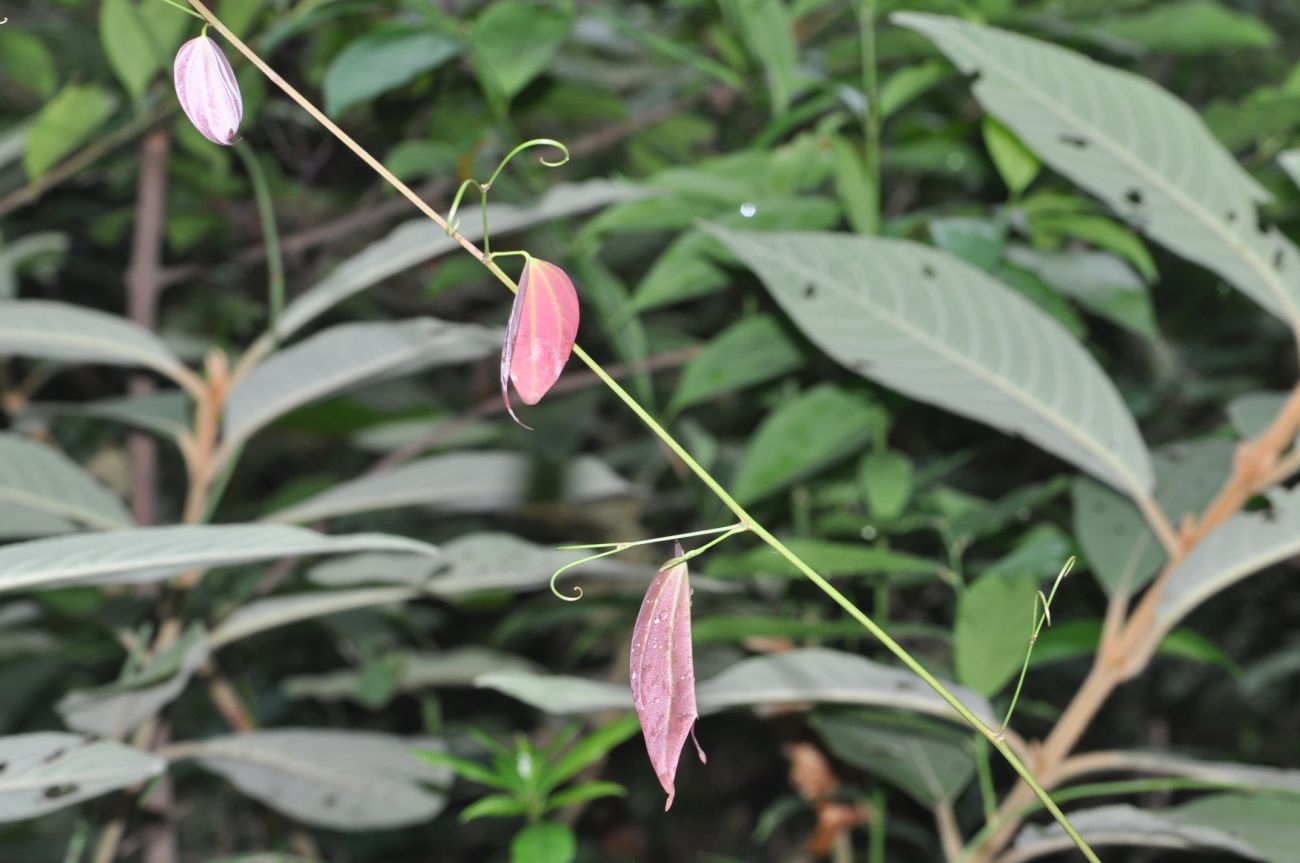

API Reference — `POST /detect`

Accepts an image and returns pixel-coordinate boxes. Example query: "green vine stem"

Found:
[156,0,206,20]
[445,138,569,254]
[182,2,1096,858]
[998,556,1074,734]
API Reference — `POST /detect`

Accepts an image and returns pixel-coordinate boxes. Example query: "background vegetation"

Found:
[3,0,1300,861]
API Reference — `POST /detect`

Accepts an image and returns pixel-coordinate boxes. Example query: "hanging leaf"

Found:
[23,86,116,180]
[177,729,450,829]
[707,226,1154,500]
[323,25,459,116]
[0,732,165,822]
[630,546,705,810]
[0,300,188,382]
[895,13,1300,329]
[501,258,580,427]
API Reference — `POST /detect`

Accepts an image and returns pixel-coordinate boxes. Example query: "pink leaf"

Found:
[174,35,244,146]
[630,543,706,810]
[500,257,580,428]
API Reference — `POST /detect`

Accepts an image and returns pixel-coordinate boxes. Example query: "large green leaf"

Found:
[896,13,1300,329]
[1074,438,1233,595]
[265,453,634,525]
[224,318,498,447]
[23,85,115,180]
[0,433,132,530]
[468,0,571,104]
[1012,803,1265,860]
[1157,484,1300,637]
[276,181,644,339]
[732,385,880,505]
[708,227,1154,499]
[177,730,450,829]
[0,524,436,593]
[100,0,163,103]
[0,300,189,382]
[0,732,165,822]
[210,587,418,648]
[1172,794,1300,863]
[324,25,459,116]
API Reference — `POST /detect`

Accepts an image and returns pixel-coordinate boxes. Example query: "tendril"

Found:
[549,545,627,602]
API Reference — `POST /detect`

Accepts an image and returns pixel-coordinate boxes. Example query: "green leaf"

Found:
[545,780,626,811]
[1171,794,1300,863]
[828,134,878,235]
[1014,803,1266,859]
[0,524,436,593]
[0,733,165,822]
[209,587,418,648]
[542,715,640,792]
[1226,391,1290,441]
[460,793,530,821]
[217,0,269,39]
[1026,209,1158,283]
[1074,439,1233,595]
[416,750,513,791]
[1005,245,1158,338]
[858,450,914,520]
[929,216,1005,270]
[510,822,576,863]
[224,318,498,447]
[878,60,951,120]
[0,300,187,382]
[897,13,1300,328]
[982,116,1039,197]
[0,30,57,99]
[264,453,633,524]
[953,571,1038,696]
[732,384,880,505]
[181,731,450,830]
[324,26,459,116]
[1097,0,1276,55]
[708,227,1155,501]
[469,0,571,104]
[668,315,804,415]
[0,433,132,531]
[721,0,801,116]
[100,0,163,104]
[811,709,976,806]
[23,85,115,180]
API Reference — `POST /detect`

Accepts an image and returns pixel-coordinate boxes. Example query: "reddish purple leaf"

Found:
[174,35,244,146]
[500,257,580,428]
[630,543,706,810]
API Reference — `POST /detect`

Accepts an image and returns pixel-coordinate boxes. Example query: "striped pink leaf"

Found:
[500,257,580,427]
[630,543,706,810]
[174,35,243,146]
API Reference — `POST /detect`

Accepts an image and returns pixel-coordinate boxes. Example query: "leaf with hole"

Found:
[0,732,165,822]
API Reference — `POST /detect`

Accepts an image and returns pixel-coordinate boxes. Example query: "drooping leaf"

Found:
[0,30,58,100]
[324,25,459,116]
[630,548,705,809]
[265,453,634,524]
[276,181,646,340]
[468,0,571,104]
[178,730,450,829]
[58,625,208,738]
[0,524,436,593]
[224,318,498,447]
[0,300,189,382]
[667,314,804,415]
[708,227,1154,500]
[501,258,580,426]
[982,116,1040,197]
[0,732,165,822]
[0,433,132,530]
[732,385,880,505]
[100,0,163,104]
[27,391,191,441]
[896,13,1300,328]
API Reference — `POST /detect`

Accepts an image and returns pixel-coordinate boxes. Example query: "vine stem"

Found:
[184,1,1095,857]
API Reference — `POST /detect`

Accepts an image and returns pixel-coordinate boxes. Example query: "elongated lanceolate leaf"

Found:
[177,729,450,829]
[225,318,499,446]
[501,258,579,426]
[210,587,417,648]
[0,433,132,530]
[895,13,1300,328]
[0,524,437,593]
[630,547,704,810]
[0,732,165,821]
[1013,804,1264,860]
[708,227,1153,498]
[1156,484,1300,637]
[0,300,189,381]
[276,181,645,339]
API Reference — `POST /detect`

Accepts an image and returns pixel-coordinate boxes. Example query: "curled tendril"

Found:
[484,138,570,189]
[443,178,485,237]
[550,545,628,602]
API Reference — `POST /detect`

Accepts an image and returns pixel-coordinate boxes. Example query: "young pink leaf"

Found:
[174,35,244,146]
[500,257,580,427]
[630,543,706,810]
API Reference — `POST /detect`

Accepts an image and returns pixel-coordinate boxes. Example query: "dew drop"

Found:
[739,202,757,218]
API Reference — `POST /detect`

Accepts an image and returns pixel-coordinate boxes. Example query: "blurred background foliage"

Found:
[4,0,1300,861]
